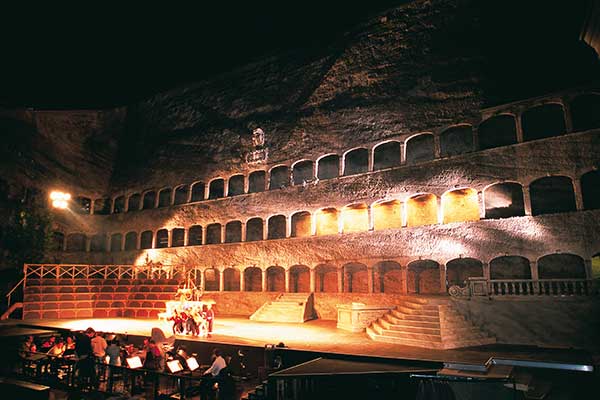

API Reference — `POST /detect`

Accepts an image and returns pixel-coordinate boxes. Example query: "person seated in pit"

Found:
[19,336,34,358]
[41,336,56,351]
[63,336,76,358]
[106,338,122,366]
[200,348,228,400]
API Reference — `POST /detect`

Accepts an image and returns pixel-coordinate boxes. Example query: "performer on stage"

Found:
[169,309,184,335]
[204,303,214,337]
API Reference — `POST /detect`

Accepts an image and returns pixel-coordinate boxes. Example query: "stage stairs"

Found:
[366,297,496,349]
[250,292,316,323]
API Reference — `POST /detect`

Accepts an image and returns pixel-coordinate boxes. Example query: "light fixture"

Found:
[50,191,71,209]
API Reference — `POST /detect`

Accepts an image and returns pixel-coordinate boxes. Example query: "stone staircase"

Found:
[366,297,496,349]
[250,293,315,323]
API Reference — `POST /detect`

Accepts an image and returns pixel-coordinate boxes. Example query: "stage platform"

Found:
[9,316,596,370]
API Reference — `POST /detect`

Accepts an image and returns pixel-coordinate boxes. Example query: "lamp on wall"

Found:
[50,191,71,209]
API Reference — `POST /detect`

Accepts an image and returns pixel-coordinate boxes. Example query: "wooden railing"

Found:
[487,278,594,296]
[23,263,190,282]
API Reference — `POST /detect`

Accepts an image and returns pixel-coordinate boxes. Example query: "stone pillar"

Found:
[367,267,374,293]
[337,268,344,293]
[472,126,479,151]
[90,199,95,215]
[530,261,539,294]
[285,269,291,292]
[309,268,316,293]
[220,224,226,244]
[285,215,292,238]
[186,186,193,203]
[401,267,408,294]
[223,178,229,197]
[85,236,92,252]
[433,134,441,158]
[204,184,210,200]
[478,191,485,219]
[219,269,225,292]
[311,213,317,236]
[199,270,205,291]
[239,269,245,292]
[482,262,490,280]
[562,100,574,133]
[261,269,267,292]
[400,143,406,165]
[151,232,156,249]
[202,226,207,245]
[109,198,115,214]
[367,148,374,172]
[515,112,524,143]
[584,259,593,280]
[243,175,249,194]
[136,233,142,250]
[183,229,189,246]
[262,221,268,240]
[522,185,532,216]
[62,236,68,252]
[339,155,345,176]
[121,235,126,252]
[572,177,585,211]
[437,196,443,224]
[367,205,374,231]
[167,230,172,248]
[439,264,447,294]
[241,222,247,242]
[154,193,160,208]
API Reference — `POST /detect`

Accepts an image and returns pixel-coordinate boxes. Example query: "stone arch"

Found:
[110,233,122,252]
[155,229,168,248]
[244,267,262,292]
[372,200,403,230]
[489,256,531,279]
[446,257,484,287]
[188,225,203,246]
[158,188,172,207]
[292,160,314,185]
[343,148,369,176]
[484,182,525,219]
[441,188,479,224]
[142,191,156,210]
[373,141,401,170]
[440,124,473,157]
[269,165,290,190]
[290,265,310,292]
[592,253,600,280]
[66,233,86,252]
[124,232,137,250]
[341,203,369,233]
[205,223,222,244]
[90,234,107,252]
[406,193,438,227]
[291,211,312,237]
[373,261,403,293]
[74,196,92,214]
[538,253,586,279]
[530,176,576,216]
[267,215,286,240]
[113,196,125,214]
[315,264,338,292]
[93,198,111,215]
[171,228,185,247]
[204,268,220,291]
[581,170,600,210]
[127,194,140,212]
[405,133,435,164]
[174,185,189,205]
[140,230,153,249]
[478,114,518,150]
[209,178,225,199]
[223,268,240,291]
[248,171,266,193]
[570,93,600,131]
[317,154,340,180]
[343,262,368,293]
[191,182,205,202]
[407,260,440,294]
[228,174,245,197]
[225,221,242,243]
[522,103,566,141]
[51,231,65,251]
[316,207,339,236]
[267,266,285,292]
[246,218,264,242]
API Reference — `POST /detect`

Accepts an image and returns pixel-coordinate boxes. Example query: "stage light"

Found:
[186,357,200,371]
[126,356,143,369]
[50,191,71,209]
[167,360,184,373]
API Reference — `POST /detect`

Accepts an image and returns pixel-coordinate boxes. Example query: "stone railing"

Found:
[450,277,596,297]
[23,263,184,282]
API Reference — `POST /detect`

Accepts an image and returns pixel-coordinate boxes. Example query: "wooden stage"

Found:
[12,316,596,370]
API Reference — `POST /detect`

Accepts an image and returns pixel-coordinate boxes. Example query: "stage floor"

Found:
[12,316,596,369]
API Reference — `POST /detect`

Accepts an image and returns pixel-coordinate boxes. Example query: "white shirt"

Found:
[204,355,227,377]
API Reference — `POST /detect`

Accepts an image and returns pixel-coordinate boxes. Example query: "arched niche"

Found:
[110,233,122,252]
[267,266,285,292]
[267,215,286,240]
[204,268,220,291]
[244,267,262,292]
[248,171,266,193]
[191,182,205,202]
[315,264,338,292]
[188,225,203,246]
[440,125,473,157]
[90,234,106,252]
[484,182,525,219]
[343,262,368,293]
[246,218,264,242]
[581,170,600,210]
[225,221,242,243]
[142,191,156,210]
[209,179,225,199]
[372,200,403,230]
[290,265,310,292]
[316,208,339,236]
[293,160,314,185]
[269,166,290,190]
[538,253,586,279]
[478,114,517,150]
[66,233,86,252]
[317,154,340,180]
[113,196,125,214]
[172,228,185,247]
[530,176,576,216]
[205,223,222,244]
[223,268,240,291]
[406,194,438,227]
[158,188,172,207]
[341,203,369,233]
[124,232,137,250]
[94,198,111,215]
[442,188,479,224]
[373,261,403,293]
[405,134,435,164]
[407,260,440,294]
[522,103,566,141]
[446,257,483,287]
[155,229,168,248]
[140,231,153,249]
[174,185,189,205]
[490,256,531,279]
[291,211,312,237]
[228,175,245,197]
[373,141,401,170]
[343,148,368,176]
[127,194,140,212]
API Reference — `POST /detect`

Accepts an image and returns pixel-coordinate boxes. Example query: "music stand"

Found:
[126,356,143,369]
[186,357,200,372]
[167,360,184,373]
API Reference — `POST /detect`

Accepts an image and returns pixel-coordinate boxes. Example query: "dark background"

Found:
[1,1,597,109]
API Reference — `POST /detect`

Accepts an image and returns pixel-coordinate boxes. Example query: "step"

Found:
[392,310,439,322]
[383,323,441,335]
[441,337,496,349]
[366,328,445,349]
[398,301,439,311]
[378,328,442,342]
[383,315,440,329]
[396,306,439,316]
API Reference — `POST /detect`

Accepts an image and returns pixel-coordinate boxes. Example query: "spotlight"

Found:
[50,191,71,209]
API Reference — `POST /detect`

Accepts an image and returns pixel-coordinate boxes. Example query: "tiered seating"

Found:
[22,278,180,319]
[366,297,496,349]
[250,293,315,323]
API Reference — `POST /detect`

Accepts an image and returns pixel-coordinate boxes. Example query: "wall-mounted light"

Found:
[50,191,71,209]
